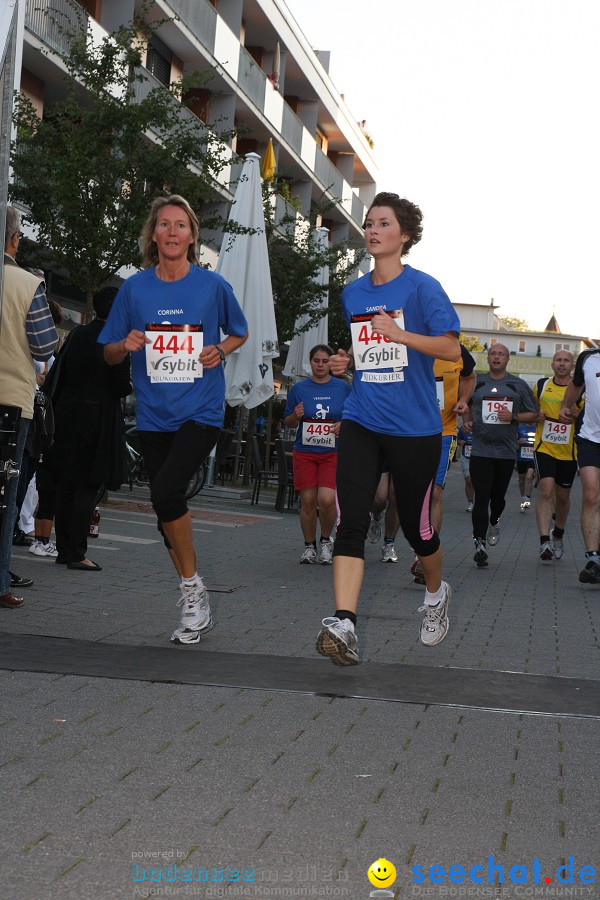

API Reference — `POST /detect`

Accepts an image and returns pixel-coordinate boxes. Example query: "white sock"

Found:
[425,583,445,606]
[181,572,200,587]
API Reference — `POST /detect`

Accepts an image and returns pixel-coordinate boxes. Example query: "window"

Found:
[518,340,526,352]
[554,342,571,352]
[146,39,172,86]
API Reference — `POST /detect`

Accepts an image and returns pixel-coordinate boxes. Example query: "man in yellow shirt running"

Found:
[533,350,583,561]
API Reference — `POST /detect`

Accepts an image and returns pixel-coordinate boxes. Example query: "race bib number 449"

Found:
[350,310,408,372]
[145,324,203,383]
[482,397,513,424]
[302,420,335,448]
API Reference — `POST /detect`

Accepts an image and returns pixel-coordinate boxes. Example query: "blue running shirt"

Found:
[284,376,351,453]
[341,266,460,436]
[98,266,248,431]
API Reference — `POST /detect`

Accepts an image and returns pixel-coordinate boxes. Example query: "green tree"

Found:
[498,316,530,331]
[459,333,484,353]
[263,177,365,351]
[10,4,233,312]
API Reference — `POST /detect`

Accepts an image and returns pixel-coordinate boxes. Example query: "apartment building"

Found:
[12,0,378,318]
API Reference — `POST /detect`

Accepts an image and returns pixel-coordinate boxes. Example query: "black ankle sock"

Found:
[552,526,565,539]
[540,535,550,544]
[320,535,331,543]
[335,609,356,627]
[305,540,317,549]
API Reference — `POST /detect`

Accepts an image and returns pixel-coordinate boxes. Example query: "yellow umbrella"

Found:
[261,139,276,181]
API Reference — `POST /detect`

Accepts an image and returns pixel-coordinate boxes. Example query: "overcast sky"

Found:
[285,0,600,338]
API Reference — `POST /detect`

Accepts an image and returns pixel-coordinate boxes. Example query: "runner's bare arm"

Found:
[200,330,248,370]
[370,311,460,362]
[103,330,149,365]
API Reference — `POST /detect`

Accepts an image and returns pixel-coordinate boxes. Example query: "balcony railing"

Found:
[25,0,87,56]
[167,0,217,56]
[281,103,303,157]
[237,44,266,110]
[314,145,343,200]
[352,192,366,226]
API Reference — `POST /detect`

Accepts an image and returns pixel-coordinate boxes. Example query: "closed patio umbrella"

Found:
[283,227,329,378]
[217,152,279,410]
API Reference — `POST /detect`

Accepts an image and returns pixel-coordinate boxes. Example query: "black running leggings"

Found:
[139,422,219,547]
[469,456,515,541]
[334,420,441,559]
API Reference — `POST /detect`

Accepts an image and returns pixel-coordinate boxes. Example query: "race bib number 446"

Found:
[350,310,408,372]
[302,420,336,449]
[482,397,513,424]
[145,324,203,383]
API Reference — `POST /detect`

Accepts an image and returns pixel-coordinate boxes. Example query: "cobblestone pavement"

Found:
[1,465,599,899]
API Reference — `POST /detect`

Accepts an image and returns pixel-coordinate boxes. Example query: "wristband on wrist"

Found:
[216,345,226,364]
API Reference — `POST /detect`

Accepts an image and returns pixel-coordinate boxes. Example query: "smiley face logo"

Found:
[368,858,397,888]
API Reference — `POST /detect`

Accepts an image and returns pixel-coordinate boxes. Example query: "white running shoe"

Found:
[487,520,501,545]
[551,530,564,560]
[171,579,212,644]
[419,582,451,647]
[367,513,383,543]
[316,617,358,666]
[319,539,333,565]
[539,541,553,561]
[300,545,318,564]
[381,544,398,563]
[28,539,59,558]
[466,503,473,513]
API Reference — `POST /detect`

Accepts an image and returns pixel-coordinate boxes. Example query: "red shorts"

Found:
[293,450,338,492]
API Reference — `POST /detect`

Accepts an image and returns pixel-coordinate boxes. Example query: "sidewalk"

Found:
[1,465,599,899]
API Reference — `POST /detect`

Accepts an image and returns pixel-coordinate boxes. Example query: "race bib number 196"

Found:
[145,324,203,383]
[350,310,408,373]
[482,396,513,424]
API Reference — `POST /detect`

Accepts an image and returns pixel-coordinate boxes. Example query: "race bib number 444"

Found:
[482,397,513,424]
[302,420,336,449]
[350,310,408,371]
[145,324,203,383]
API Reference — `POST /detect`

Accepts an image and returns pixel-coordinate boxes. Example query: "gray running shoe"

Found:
[316,617,359,666]
[419,582,451,647]
[300,545,318,564]
[171,579,212,644]
[381,543,398,563]
[319,539,333,565]
[367,513,383,543]
[487,520,501,545]
[579,559,600,584]
[539,541,553,561]
[473,538,488,567]
[551,530,564,560]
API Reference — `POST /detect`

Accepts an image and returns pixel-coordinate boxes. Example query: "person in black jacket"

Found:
[48,287,132,570]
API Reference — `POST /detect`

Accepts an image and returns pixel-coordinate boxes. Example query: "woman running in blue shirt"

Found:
[316,193,460,664]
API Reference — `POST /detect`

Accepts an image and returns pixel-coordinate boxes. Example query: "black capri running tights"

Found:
[138,421,219,546]
[334,419,442,560]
